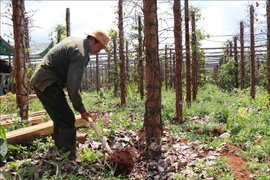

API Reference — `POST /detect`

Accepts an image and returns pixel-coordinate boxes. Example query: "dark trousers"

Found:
[34,83,75,128]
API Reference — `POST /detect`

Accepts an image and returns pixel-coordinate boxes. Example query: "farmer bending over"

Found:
[30,30,109,162]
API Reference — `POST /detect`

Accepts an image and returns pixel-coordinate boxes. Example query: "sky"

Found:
[0,0,265,49]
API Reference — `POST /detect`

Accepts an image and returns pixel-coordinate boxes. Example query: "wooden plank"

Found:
[1,115,46,128]
[76,132,88,143]
[0,110,45,121]
[0,93,37,101]
[6,115,90,144]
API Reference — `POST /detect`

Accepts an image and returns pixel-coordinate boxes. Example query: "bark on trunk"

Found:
[66,8,70,37]
[113,38,118,97]
[118,0,126,105]
[250,5,255,99]
[174,0,183,124]
[108,53,111,90]
[126,41,129,83]
[234,36,239,88]
[165,45,168,91]
[191,10,197,101]
[138,15,144,100]
[12,0,28,120]
[267,0,270,98]
[96,54,100,93]
[185,0,191,107]
[240,21,245,90]
[143,0,162,158]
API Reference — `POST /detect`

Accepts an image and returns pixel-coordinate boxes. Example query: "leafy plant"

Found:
[211,107,229,123]
[80,147,103,162]
[217,59,237,91]
[0,125,8,162]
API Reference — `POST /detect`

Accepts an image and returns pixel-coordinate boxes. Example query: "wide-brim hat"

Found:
[84,29,109,53]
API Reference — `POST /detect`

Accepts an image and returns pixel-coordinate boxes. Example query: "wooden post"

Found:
[118,0,126,105]
[267,0,270,99]
[191,10,197,101]
[143,0,162,158]
[165,45,168,91]
[96,54,100,93]
[229,41,233,57]
[138,15,144,100]
[126,41,129,83]
[24,17,30,63]
[185,0,191,107]
[234,36,238,88]
[172,52,176,89]
[250,5,255,99]
[12,0,28,120]
[240,21,245,90]
[174,0,183,124]
[113,38,118,97]
[66,8,70,37]
[169,49,174,89]
[107,53,111,90]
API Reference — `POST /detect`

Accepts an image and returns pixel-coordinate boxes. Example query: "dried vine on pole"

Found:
[66,8,70,37]
[234,36,238,88]
[185,0,191,107]
[119,0,126,105]
[240,21,245,90]
[250,5,255,99]
[143,0,162,158]
[267,0,270,100]
[174,0,183,124]
[12,0,28,120]
[191,10,197,101]
[138,15,144,100]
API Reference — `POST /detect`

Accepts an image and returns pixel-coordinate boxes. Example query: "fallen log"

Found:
[6,115,91,144]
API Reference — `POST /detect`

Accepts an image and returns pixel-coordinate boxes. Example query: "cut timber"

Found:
[6,115,91,144]
[1,111,47,128]
[76,132,88,143]
[0,93,37,101]
[1,110,45,121]
[1,115,46,128]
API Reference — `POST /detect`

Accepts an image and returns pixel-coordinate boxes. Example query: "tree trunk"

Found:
[169,49,173,89]
[118,0,126,105]
[185,0,191,107]
[24,17,30,63]
[66,8,70,37]
[90,64,93,88]
[234,36,239,88]
[108,53,111,90]
[143,0,162,158]
[240,21,245,90]
[165,45,168,91]
[126,41,129,83]
[96,54,100,93]
[174,0,183,124]
[267,0,270,99]
[172,53,176,89]
[250,5,255,99]
[229,41,233,57]
[113,38,118,97]
[138,15,144,100]
[12,0,28,120]
[191,10,197,101]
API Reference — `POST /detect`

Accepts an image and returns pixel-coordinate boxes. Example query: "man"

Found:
[30,30,109,162]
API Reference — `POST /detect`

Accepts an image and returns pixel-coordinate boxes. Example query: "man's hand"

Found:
[81,111,96,122]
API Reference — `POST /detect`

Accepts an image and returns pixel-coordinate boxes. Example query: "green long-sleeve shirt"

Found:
[30,37,90,113]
